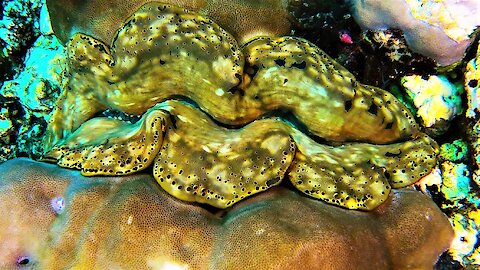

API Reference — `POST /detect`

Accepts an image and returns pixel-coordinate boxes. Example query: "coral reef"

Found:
[0,0,42,81]
[0,158,453,269]
[441,161,471,202]
[45,0,294,45]
[440,139,468,163]
[3,0,476,268]
[0,35,64,118]
[416,135,480,266]
[347,0,480,66]
[449,213,480,264]
[0,95,50,162]
[369,30,412,62]
[401,74,463,131]
[0,1,64,162]
[0,98,20,161]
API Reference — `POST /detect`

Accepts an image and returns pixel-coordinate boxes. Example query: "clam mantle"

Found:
[43,3,436,210]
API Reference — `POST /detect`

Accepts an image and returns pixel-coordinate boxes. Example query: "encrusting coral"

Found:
[0,158,453,269]
[42,3,438,210]
[0,0,43,81]
[465,44,480,118]
[401,74,463,129]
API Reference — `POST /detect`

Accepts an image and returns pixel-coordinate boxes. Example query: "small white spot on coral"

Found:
[50,196,65,214]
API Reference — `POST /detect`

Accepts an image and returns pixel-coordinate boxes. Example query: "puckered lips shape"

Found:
[42,3,437,210]
[45,100,437,210]
[0,158,453,270]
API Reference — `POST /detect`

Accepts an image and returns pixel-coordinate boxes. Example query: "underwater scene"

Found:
[0,0,479,269]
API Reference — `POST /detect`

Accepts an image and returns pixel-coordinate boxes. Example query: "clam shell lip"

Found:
[46,100,437,210]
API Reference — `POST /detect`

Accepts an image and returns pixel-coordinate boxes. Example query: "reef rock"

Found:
[0,158,453,269]
[0,0,43,81]
[401,74,463,130]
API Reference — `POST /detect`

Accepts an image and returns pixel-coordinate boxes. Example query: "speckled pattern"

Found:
[0,0,465,268]
[44,3,419,147]
[45,100,438,210]
[152,102,296,208]
[241,36,418,143]
[46,105,169,176]
[41,3,438,210]
[45,0,293,45]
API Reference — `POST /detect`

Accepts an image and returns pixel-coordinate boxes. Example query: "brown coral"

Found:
[0,158,453,269]
[46,0,293,45]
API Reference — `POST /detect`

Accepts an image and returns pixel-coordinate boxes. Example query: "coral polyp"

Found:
[42,3,438,210]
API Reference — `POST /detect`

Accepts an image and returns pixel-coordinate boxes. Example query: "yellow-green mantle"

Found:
[43,3,437,210]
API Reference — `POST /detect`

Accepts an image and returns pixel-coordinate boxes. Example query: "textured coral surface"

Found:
[465,45,480,118]
[0,158,453,270]
[0,0,42,81]
[45,0,293,45]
